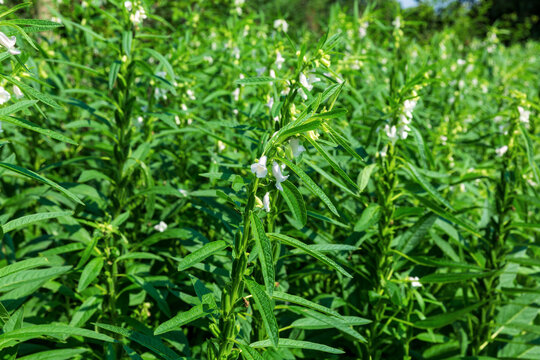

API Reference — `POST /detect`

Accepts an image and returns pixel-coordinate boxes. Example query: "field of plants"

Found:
[0,0,538,359]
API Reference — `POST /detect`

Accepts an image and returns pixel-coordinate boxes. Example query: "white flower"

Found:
[273,19,288,33]
[232,46,240,60]
[273,116,279,122]
[398,125,411,140]
[263,192,271,212]
[217,140,226,152]
[124,1,132,11]
[0,87,10,105]
[233,88,240,101]
[392,16,401,29]
[457,59,466,66]
[379,146,388,158]
[187,89,195,100]
[272,161,289,191]
[153,221,168,232]
[358,21,369,38]
[174,115,180,125]
[251,155,268,178]
[408,276,422,288]
[266,96,274,109]
[289,138,305,158]
[496,145,508,157]
[275,51,285,69]
[384,124,398,143]
[203,55,213,64]
[269,69,276,79]
[518,106,530,124]
[298,88,308,100]
[130,6,147,25]
[299,73,313,91]
[178,188,188,197]
[0,32,20,55]
[181,103,188,111]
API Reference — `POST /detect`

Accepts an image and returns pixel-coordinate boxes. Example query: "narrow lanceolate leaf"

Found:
[0,324,113,349]
[2,115,79,144]
[414,301,486,329]
[245,279,279,348]
[272,291,342,318]
[237,343,265,360]
[0,266,71,292]
[280,181,307,227]
[0,258,50,278]
[250,213,275,296]
[295,308,366,342]
[305,137,359,191]
[177,240,228,271]
[77,257,104,292]
[0,162,84,205]
[520,124,540,183]
[357,163,376,193]
[17,348,88,360]
[280,157,339,216]
[403,162,454,211]
[2,76,61,109]
[2,211,72,233]
[96,323,185,360]
[154,304,208,335]
[250,338,344,354]
[234,76,280,85]
[269,233,352,278]
[354,204,380,232]
[0,100,37,116]
[420,271,495,284]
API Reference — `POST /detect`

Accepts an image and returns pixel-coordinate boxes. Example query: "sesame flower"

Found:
[407,276,422,288]
[275,51,285,69]
[12,85,23,99]
[263,192,271,212]
[0,87,10,105]
[289,138,306,158]
[495,145,508,157]
[384,124,398,143]
[518,106,530,124]
[0,32,20,55]
[154,221,168,232]
[273,19,288,33]
[251,155,268,178]
[272,161,289,191]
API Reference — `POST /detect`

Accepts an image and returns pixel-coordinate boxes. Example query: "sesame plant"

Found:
[0,0,539,360]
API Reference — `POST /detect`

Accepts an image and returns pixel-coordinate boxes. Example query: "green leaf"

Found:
[272,291,342,318]
[268,233,351,278]
[280,181,307,228]
[0,162,84,205]
[0,266,71,292]
[358,164,376,193]
[128,275,171,317]
[305,137,359,191]
[354,204,380,232]
[2,211,72,233]
[414,301,486,329]
[294,308,366,342]
[2,76,61,109]
[280,157,339,216]
[0,115,77,144]
[69,295,102,328]
[290,315,370,330]
[403,162,454,211]
[250,338,344,354]
[143,48,176,79]
[520,124,540,183]
[0,324,113,349]
[154,304,208,335]
[420,271,494,283]
[250,213,275,296]
[0,258,50,278]
[77,257,103,292]
[237,343,265,360]
[17,349,88,360]
[177,240,228,271]
[245,279,279,348]
[96,323,185,360]
[234,77,280,85]
[0,100,37,116]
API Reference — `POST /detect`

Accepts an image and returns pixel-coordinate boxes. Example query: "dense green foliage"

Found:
[0,1,538,359]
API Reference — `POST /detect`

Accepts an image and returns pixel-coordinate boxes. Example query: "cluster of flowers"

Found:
[384,90,419,144]
[0,32,23,132]
[124,1,147,26]
[495,104,531,158]
[250,139,306,212]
